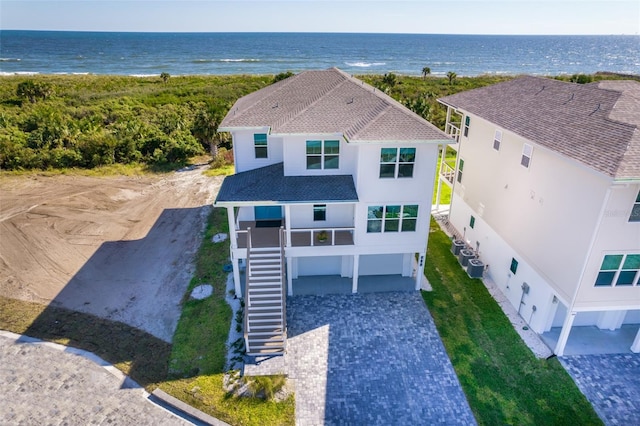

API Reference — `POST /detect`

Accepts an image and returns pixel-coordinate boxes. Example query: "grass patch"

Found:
[203,164,234,177]
[422,219,601,425]
[158,374,294,426]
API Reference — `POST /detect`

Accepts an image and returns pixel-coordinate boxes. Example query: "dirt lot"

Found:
[0,168,223,342]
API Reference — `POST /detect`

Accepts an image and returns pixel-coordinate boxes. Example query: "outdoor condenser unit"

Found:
[458,249,475,267]
[467,259,484,278]
[451,239,466,255]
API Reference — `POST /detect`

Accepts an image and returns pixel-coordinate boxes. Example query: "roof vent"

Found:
[563,93,575,104]
[272,102,279,109]
[347,97,354,104]
[589,103,601,116]
[535,85,546,95]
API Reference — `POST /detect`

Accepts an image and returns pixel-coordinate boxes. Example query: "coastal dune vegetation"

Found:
[1,71,614,172]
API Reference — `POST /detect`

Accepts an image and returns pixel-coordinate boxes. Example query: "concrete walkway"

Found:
[246,292,476,425]
[0,331,186,425]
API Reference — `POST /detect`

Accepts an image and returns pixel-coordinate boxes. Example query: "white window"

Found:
[379,147,415,178]
[493,130,502,151]
[629,190,640,222]
[463,116,470,137]
[306,140,339,170]
[367,205,419,233]
[595,254,640,287]
[254,133,268,158]
[521,144,533,168]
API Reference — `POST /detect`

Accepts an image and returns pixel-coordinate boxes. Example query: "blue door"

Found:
[254,206,282,220]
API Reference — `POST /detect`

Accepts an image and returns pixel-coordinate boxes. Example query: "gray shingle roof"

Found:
[220,68,451,143]
[215,163,358,204]
[438,76,640,180]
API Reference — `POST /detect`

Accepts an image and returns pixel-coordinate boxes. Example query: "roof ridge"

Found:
[272,69,350,131]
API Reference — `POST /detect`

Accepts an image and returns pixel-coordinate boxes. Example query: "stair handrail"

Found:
[279,226,286,346]
[244,227,252,347]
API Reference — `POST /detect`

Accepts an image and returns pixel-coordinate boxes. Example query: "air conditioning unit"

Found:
[451,239,466,255]
[467,259,484,278]
[458,249,475,267]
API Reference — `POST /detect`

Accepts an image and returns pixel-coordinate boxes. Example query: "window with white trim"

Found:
[595,254,640,287]
[306,140,340,170]
[456,158,464,183]
[367,204,419,233]
[493,129,502,151]
[629,190,640,222]
[521,144,533,168]
[379,147,415,178]
[313,204,326,221]
[463,116,471,137]
[254,133,268,158]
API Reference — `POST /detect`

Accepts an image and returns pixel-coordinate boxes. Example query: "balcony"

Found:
[236,221,354,249]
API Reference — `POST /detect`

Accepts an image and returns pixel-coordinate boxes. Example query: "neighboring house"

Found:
[214,68,452,355]
[437,76,640,356]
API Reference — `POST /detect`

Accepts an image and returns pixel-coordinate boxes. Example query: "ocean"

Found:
[1,31,638,77]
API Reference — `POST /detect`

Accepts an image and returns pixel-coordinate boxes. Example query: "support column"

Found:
[287,256,293,296]
[352,254,360,294]
[631,327,640,353]
[596,310,626,331]
[415,253,425,291]
[226,206,237,249]
[284,205,292,247]
[231,255,241,297]
[555,311,576,356]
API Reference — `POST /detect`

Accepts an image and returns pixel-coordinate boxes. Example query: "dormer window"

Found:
[254,133,268,158]
[379,147,415,178]
[630,190,640,222]
[306,140,339,169]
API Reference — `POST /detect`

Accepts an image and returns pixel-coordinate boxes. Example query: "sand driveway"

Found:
[0,168,222,342]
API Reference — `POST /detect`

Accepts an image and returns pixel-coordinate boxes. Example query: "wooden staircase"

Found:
[244,227,286,356]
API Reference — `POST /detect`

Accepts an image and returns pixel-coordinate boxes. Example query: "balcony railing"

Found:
[440,160,456,185]
[288,227,355,247]
[235,221,355,248]
[445,122,461,142]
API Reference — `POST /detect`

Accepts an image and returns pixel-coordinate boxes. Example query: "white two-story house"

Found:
[437,76,640,356]
[214,68,452,355]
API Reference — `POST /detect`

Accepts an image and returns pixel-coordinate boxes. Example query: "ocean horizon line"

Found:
[2,29,638,37]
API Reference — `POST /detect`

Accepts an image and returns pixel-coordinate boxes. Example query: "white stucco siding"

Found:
[449,193,562,333]
[231,128,283,173]
[281,134,358,177]
[288,203,354,229]
[296,256,343,276]
[573,184,640,310]
[451,114,608,301]
[359,254,405,276]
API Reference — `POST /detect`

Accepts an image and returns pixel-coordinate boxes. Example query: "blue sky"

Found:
[2,0,639,35]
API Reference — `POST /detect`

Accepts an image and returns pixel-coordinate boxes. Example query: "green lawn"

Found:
[422,219,601,425]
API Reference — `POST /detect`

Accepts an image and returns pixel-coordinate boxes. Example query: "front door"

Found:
[254,206,283,228]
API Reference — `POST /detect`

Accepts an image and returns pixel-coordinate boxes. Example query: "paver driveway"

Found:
[284,292,476,425]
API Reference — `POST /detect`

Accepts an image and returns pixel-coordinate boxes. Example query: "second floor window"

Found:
[463,116,471,137]
[630,190,640,222]
[254,133,268,158]
[493,129,502,151]
[456,158,464,183]
[521,143,533,168]
[306,140,339,169]
[379,147,415,178]
[367,204,419,233]
[313,204,326,221]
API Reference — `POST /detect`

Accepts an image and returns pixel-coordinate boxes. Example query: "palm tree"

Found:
[422,67,431,79]
[446,71,457,85]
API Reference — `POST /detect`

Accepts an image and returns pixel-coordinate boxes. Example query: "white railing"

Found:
[440,160,456,184]
[445,122,461,142]
[287,227,355,247]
